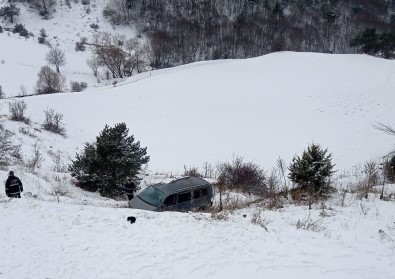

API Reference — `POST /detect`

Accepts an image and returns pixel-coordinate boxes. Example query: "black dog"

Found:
[127,216,136,224]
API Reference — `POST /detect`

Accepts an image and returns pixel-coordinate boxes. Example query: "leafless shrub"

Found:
[211,211,229,221]
[340,190,347,207]
[183,165,201,177]
[217,155,267,196]
[0,123,21,165]
[25,141,44,170]
[70,81,88,92]
[373,123,395,137]
[51,151,67,172]
[319,201,335,218]
[52,175,70,202]
[295,213,325,232]
[277,157,288,188]
[379,229,394,242]
[359,203,369,216]
[202,162,215,178]
[35,65,66,94]
[19,127,37,138]
[42,108,65,135]
[251,209,269,231]
[87,56,99,77]
[348,160,381,199]
[9,100,30,123]
[266,169,283,209]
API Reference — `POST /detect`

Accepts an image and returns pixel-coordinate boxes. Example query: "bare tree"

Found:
[46,48,66,73]
[363,160,379,199]
[373,123,395,137]
[87,56,100,77]
[36,66,65,94]
[31,0,56,16]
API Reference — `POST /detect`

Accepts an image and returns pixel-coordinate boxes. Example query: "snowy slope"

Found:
[1,192,394,279]
[1,52,394,173]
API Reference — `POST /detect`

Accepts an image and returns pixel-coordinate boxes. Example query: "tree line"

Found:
[102,0,395,68]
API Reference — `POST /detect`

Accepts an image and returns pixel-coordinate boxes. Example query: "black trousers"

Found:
[127,194,134,201]
[9,193,21,198]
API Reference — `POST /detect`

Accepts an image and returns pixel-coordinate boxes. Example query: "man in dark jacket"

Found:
[5,171,23,198]
[122,179,136,201]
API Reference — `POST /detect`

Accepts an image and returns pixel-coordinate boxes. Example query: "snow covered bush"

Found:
[35,66,66,94]
[288,143,335,209]
[42,108,65,135]
[68,123,150,197]
[70,81,88,92]
[216,156,267,197]
[0,123,21,165]
[9,100,30,123]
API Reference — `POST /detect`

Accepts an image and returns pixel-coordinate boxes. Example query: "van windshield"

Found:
[138,186,166,207]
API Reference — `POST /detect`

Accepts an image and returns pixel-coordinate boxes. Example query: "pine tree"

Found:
[288,143,335,208]
[68,123,150,197]
[0,4,20,23]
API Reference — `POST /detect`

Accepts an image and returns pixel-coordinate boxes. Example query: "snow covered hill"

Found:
[1,50,394,173]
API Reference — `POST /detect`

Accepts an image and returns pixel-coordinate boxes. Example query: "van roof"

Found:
[153,176,211,195]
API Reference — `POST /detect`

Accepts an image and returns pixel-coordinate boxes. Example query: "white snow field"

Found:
[0,190,395,279]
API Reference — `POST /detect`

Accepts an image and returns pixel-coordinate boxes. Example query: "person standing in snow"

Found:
[122,179,136,201]
[5,171,23,198]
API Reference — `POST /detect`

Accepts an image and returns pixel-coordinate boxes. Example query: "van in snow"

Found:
[129,177,213,212]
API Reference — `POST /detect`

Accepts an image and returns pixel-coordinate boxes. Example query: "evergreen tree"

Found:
[385,154,395,182]
[68,123,150,197]
[0,4,20,23]
[288,143,335,208]
[350,28,379,54]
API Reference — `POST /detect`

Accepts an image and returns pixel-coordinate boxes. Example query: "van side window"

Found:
[193,189,201,199]
[193,188,208,199]
[178,192,191,203]
[163,194,176,206]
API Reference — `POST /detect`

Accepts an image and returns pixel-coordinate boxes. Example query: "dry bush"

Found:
[25,141,44,171]
[42,108,65,135]
[183,165,201,177]
[52,175,70,202]
[210,211,229,221]
[0,123,22,165]
[70,81,88,92]
[295,213,325,232]
[50,151,67,172]
[19,127,37,138]
[251,209,269,231]
[217,155,267,196]
[202,162,215,178]
[266,169,283,209]
[9,100,30,123]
